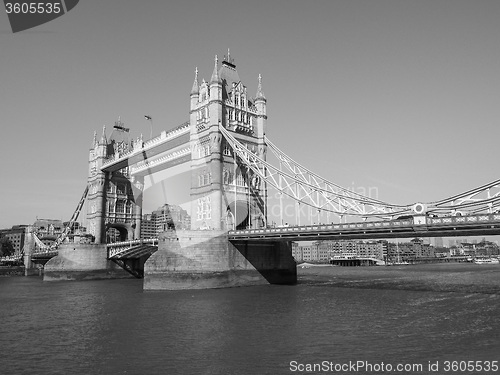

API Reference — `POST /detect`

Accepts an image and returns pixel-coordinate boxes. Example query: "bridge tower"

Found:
[189,51,268,231]
[87,119,144,243]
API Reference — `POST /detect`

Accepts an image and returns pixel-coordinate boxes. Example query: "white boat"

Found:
[474,258,500,265]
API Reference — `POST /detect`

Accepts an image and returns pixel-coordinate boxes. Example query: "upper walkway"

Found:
[101,122,190,173]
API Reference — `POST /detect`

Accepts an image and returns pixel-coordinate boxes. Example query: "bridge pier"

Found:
[144,230,297,290]
[43,243,133,281]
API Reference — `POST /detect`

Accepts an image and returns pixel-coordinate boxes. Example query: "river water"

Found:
[0,263,499,375]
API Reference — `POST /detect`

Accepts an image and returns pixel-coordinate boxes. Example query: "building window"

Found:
[198,143,210,158]
[197,196,211,221]
[117,184,126,195]
[116,200,125,213]
[198,172,212,186]
[236,170,246,186]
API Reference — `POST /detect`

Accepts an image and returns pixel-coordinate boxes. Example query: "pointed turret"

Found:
[255,74,266,100]
[99,125,107,145]
[255,74,267,140]
[92,130,97,148]
[210,55,222,103]
[191,67,199,95]
[210,55,219,84]
[190,67,200,111]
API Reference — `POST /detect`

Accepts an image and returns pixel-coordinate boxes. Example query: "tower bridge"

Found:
[9,51,500,288]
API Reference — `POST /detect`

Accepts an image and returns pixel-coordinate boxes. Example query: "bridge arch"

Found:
[226,200,265,230]
[227,200,249,230]
[105,223,132,243]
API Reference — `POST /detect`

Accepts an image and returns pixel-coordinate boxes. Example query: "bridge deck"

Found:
[229,214,500,241]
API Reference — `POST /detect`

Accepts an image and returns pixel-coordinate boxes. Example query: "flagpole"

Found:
[145,115,153,139]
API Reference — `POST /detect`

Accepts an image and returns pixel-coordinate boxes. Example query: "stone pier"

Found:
[43,243,133,281]
[144,230,297,290]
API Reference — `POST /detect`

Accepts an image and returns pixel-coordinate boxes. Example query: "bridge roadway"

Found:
[228,214,500,241]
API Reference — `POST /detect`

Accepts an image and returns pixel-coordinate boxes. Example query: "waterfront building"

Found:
[475,240,499,257]
[301,245,312,261]
[457,242,476,257]
[291,242,299,260]
[0,225,27,256]
[357,241,384,259]
[292,240,385,262]
[386,238,435,262]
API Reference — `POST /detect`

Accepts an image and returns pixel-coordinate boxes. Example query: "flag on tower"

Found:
[145,115,152,120]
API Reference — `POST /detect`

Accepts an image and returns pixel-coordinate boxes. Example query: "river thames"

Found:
[0,263,499,375]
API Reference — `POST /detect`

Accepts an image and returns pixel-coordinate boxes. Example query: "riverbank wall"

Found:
[0,266,24,277]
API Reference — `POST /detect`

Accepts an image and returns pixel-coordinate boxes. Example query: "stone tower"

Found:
[87,119,144,243]
[189,51,268,230]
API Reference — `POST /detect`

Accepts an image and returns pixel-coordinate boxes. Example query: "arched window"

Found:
[236,170,245,186]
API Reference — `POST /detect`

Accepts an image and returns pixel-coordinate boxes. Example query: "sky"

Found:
[1,0,500,231]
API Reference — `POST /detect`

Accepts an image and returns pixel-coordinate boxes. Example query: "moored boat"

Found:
[473,257,500,265]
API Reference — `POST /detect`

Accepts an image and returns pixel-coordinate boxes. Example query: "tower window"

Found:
[117,184,126,195]
[116,200,125,213]
[197,196,211,220]
[198,143,211,158]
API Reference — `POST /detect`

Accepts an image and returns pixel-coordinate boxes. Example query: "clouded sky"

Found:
[1,0,500,229]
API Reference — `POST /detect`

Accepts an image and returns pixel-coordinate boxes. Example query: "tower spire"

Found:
[223,48,235,66]
[210,55,219,83]
[191,67,199,95]
[256,74,266,100]
[92,130,97,147]
[99,125,107,145]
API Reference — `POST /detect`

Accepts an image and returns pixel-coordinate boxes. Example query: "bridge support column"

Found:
[23,226,39,276]
[144,230,297,290]
[43,243,133,281]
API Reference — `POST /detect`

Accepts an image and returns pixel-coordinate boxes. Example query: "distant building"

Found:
[387,238,435,262]
[140,214,157,239]
[292,240,384,262]
[140,204,191,239]
[33,219,64,247]
[475,240,500,256]
[0,225,27,256]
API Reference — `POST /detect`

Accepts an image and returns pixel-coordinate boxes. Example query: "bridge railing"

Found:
[107,238,158,258]
[0,254,23,262]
